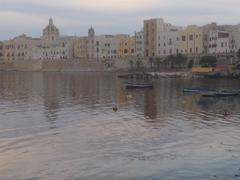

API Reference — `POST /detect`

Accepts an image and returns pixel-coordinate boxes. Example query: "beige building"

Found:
[2,34,41,62]
[74,27,96,59]
[179,25,203,55]
[33,36,76,60]
[115,34,135,58]
[74,37,89,58]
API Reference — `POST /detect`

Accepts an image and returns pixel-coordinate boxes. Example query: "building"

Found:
[87,27,95,59]
[2,34,41,62]
[74,37,89,58]
[114,34,135,58]
[0,41,4,61]
[95,35,117,59]
[179,25,203,55]
[41,18,60,47]
[143,18,182,57]
[74,27,96,59]
[208,30,230,54]
[33,36,76,60]
[135,31,144,57]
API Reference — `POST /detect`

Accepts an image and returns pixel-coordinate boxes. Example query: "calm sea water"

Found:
[0,71,240,180]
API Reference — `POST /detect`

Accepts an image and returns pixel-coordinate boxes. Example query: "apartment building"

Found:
[144,18,182,57]
[207,30,230,54]
[179,25,203,55]
[135,31,144,57]
[115,34,135,58]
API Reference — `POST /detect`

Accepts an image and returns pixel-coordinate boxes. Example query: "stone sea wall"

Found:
[0,58,145,72]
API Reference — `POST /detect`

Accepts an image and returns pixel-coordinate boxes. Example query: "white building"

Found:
[135,31,144,57]
[144,18,182,57]
[208,30,230,54]
[32,36,76,60]
[95,35,118,59]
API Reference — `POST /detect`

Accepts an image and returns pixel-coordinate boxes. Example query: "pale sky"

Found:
[0,0,240,40]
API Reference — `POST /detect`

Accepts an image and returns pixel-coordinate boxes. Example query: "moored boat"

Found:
[183,87,217,93]
[201,91,239,97]
[124,82,153,89]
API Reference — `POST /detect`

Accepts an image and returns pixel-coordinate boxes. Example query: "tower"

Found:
[88,26,95,59]
[42,18,60,46]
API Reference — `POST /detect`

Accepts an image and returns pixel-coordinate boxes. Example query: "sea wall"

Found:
[0,58,151,72]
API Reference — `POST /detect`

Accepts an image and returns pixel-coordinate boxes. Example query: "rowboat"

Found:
[201,91,239,97]
[183,87,217,93]
[124,82,153,89]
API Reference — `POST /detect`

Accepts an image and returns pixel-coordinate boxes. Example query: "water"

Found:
[0,71,240,180]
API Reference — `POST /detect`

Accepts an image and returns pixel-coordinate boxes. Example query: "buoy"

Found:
[113,105,118,112]
[223,110,230,116]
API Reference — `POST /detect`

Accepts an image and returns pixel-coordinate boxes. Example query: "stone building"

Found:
[41,18,60,47]
[73,27,96,59]
[114,34,135,58]
[207,30,230,54]
[74,37,89,58]
[2,34,41,62]
[180,25,204,55]
[95,35,117,59]
[33,36,76,60]
[143,18,182,57]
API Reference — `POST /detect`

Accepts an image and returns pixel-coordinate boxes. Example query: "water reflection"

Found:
[0,72,240,179]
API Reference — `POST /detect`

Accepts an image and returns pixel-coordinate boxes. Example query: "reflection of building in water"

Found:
[43,73,61,125]
[144,89,157,119]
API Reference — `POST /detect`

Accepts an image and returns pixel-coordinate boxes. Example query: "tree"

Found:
[149,57,154,69]
[175,53,187,67]
[199,56,217,67]
[136,60,143,69]
[237,49,240,61]
[188,59,194,69]
[129,60,134,69]
[164,53,187,68]
[154,57,162,70]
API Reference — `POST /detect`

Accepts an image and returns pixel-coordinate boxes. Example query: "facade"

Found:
[144,18,182,57]
[73,27,96,59]
[95,35,117,59]
[33,36,76,60]
[135,31,144,57]
[74,37,89,58]
[115,34,135,58]
[208,30,230,54]
[2,34,41,62]
[179,25,203,55]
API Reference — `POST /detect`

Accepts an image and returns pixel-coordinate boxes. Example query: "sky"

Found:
[0,0,240,40]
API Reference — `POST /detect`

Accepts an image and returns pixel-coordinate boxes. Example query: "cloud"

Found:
[0,0,240,40]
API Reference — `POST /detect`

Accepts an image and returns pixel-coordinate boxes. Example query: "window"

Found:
[182,36,186,41]
[189,35,193,40]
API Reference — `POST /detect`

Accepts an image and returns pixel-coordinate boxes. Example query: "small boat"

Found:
[202,91,239,97]
[124,82,153,89]
[183,87,217,93]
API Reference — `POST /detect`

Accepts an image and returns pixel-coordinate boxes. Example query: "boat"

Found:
[201,91,239,97]
[124,82,153,89]
[183,87,217,93]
